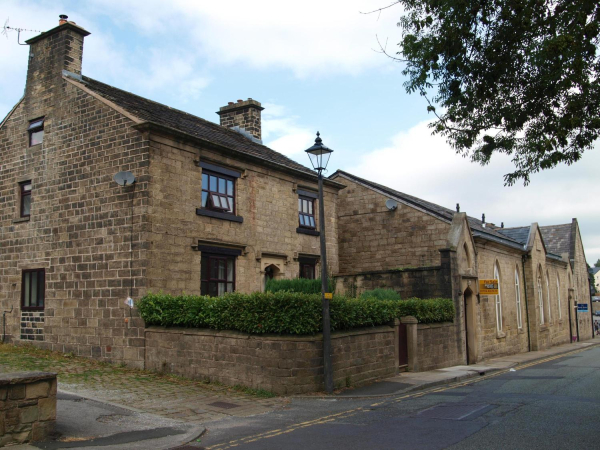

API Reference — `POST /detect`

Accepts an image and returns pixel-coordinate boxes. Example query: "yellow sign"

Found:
[479,279,499,295]
[324,293,333,299]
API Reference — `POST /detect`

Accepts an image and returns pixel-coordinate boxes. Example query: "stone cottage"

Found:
[0,17,343,367]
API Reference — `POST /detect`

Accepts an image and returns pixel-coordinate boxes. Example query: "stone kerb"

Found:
[145,326,397,395]
[0,372,57,446]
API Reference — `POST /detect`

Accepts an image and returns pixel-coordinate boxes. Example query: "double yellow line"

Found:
[205,346,594,449]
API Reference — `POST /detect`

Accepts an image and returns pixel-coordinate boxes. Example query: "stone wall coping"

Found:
[417,322,454,329]
[400,316,418,324]
[336,266,443,277]
[0,371,57,386]
[145,325,394,341]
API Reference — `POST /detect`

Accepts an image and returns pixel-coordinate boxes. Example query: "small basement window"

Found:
[28,118,44,146]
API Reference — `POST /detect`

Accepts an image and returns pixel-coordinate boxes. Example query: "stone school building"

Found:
[0,18,593,377]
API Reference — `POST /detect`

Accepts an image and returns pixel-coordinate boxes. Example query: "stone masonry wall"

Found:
[0,24,149,366]
[20,312,45,342]
[145,133,339,296]
[0,372,57,446]
[145,326,396,395]
[572,222,593,341]
[336,176,450,274]
[475,242,530,360]
[416,322,463,371]
[336,264,452,300]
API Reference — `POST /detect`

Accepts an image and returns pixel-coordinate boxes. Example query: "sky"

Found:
[1,0,598,267]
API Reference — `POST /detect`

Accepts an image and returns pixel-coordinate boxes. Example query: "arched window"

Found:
[546,272,552,323]
[515,267,522,329]
[495,263,502,332]
[538,272,544,325]
[557,276,562,320]
[463,243,472,269]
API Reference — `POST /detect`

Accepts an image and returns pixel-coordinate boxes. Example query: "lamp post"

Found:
[305,132,334,394]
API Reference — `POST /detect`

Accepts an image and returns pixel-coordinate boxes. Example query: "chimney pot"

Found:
[59,14,69,25]
[237,99,243,103]
[228,102,234,105]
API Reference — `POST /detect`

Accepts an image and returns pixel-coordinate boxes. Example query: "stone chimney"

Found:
[24,15,90,106]
[217,98,264,142]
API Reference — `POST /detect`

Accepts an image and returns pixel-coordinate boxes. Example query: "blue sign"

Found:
[577,304,589,313]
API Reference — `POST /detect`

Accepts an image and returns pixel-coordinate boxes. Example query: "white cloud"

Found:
[343,120,600,265]
[262,103,315,157]
[85,0,402,77]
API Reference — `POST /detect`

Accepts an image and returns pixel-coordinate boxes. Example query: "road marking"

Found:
[205,345,595,449]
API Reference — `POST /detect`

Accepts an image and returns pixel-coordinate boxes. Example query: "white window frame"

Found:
[538,273,545,325]
[495,264,502,332]
[515,268,522,329]
[557,276,562,320]
[546,273,552,323]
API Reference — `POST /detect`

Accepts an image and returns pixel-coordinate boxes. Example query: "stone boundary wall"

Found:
[416,322,464,371]
[0,372,57,446]
[145,326,397,395]
[336,265,452,300]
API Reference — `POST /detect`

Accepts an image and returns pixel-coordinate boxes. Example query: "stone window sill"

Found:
[297,227,319,236]
[517,328,525,334]
[539,324,549,332]
[12,217,30,224]
[196,208,243,223]
[496,331,506,339]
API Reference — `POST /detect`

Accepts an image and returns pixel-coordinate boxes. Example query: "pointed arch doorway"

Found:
[463,287,478,364]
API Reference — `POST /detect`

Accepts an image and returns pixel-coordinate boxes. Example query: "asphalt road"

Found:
[199,346,600,450]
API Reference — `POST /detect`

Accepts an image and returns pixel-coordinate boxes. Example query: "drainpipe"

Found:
[522,255,531,352]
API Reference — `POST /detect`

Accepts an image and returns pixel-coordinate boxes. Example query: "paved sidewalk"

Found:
[336,339,599,398]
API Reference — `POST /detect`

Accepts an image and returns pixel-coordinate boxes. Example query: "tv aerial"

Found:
[2,18,42,45]
[113,171,136,186]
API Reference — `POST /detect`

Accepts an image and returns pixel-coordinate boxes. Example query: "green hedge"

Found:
[265,277,334,294]
[138,292,454,335]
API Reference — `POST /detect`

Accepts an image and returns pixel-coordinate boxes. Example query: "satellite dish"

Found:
[385,199,398,211]
[113,171,136,186]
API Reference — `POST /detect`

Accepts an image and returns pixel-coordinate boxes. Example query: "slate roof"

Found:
[497,226,531,245]
[539,224,572,257]
[591,267,600,275]
[330,170,525,250]
[79,76,316,176]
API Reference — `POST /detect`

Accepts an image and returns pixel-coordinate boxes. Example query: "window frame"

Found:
[21,268,45,311]
[515,268,522,329]
[201,169,236,215]
[28,117,44,147]
[299,260,316,279]
[298,195,316,230]
[546,272,552,323]
[538,273,545,325]
[201,252,236,297]
[20,181,32,218]
[557,276,562,320]
[494,263,503,332]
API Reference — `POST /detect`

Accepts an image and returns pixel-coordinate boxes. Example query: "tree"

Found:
[595,259,600,268]
[387,0,600,185]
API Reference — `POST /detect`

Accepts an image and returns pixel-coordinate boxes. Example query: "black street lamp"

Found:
[305,132,334,394]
